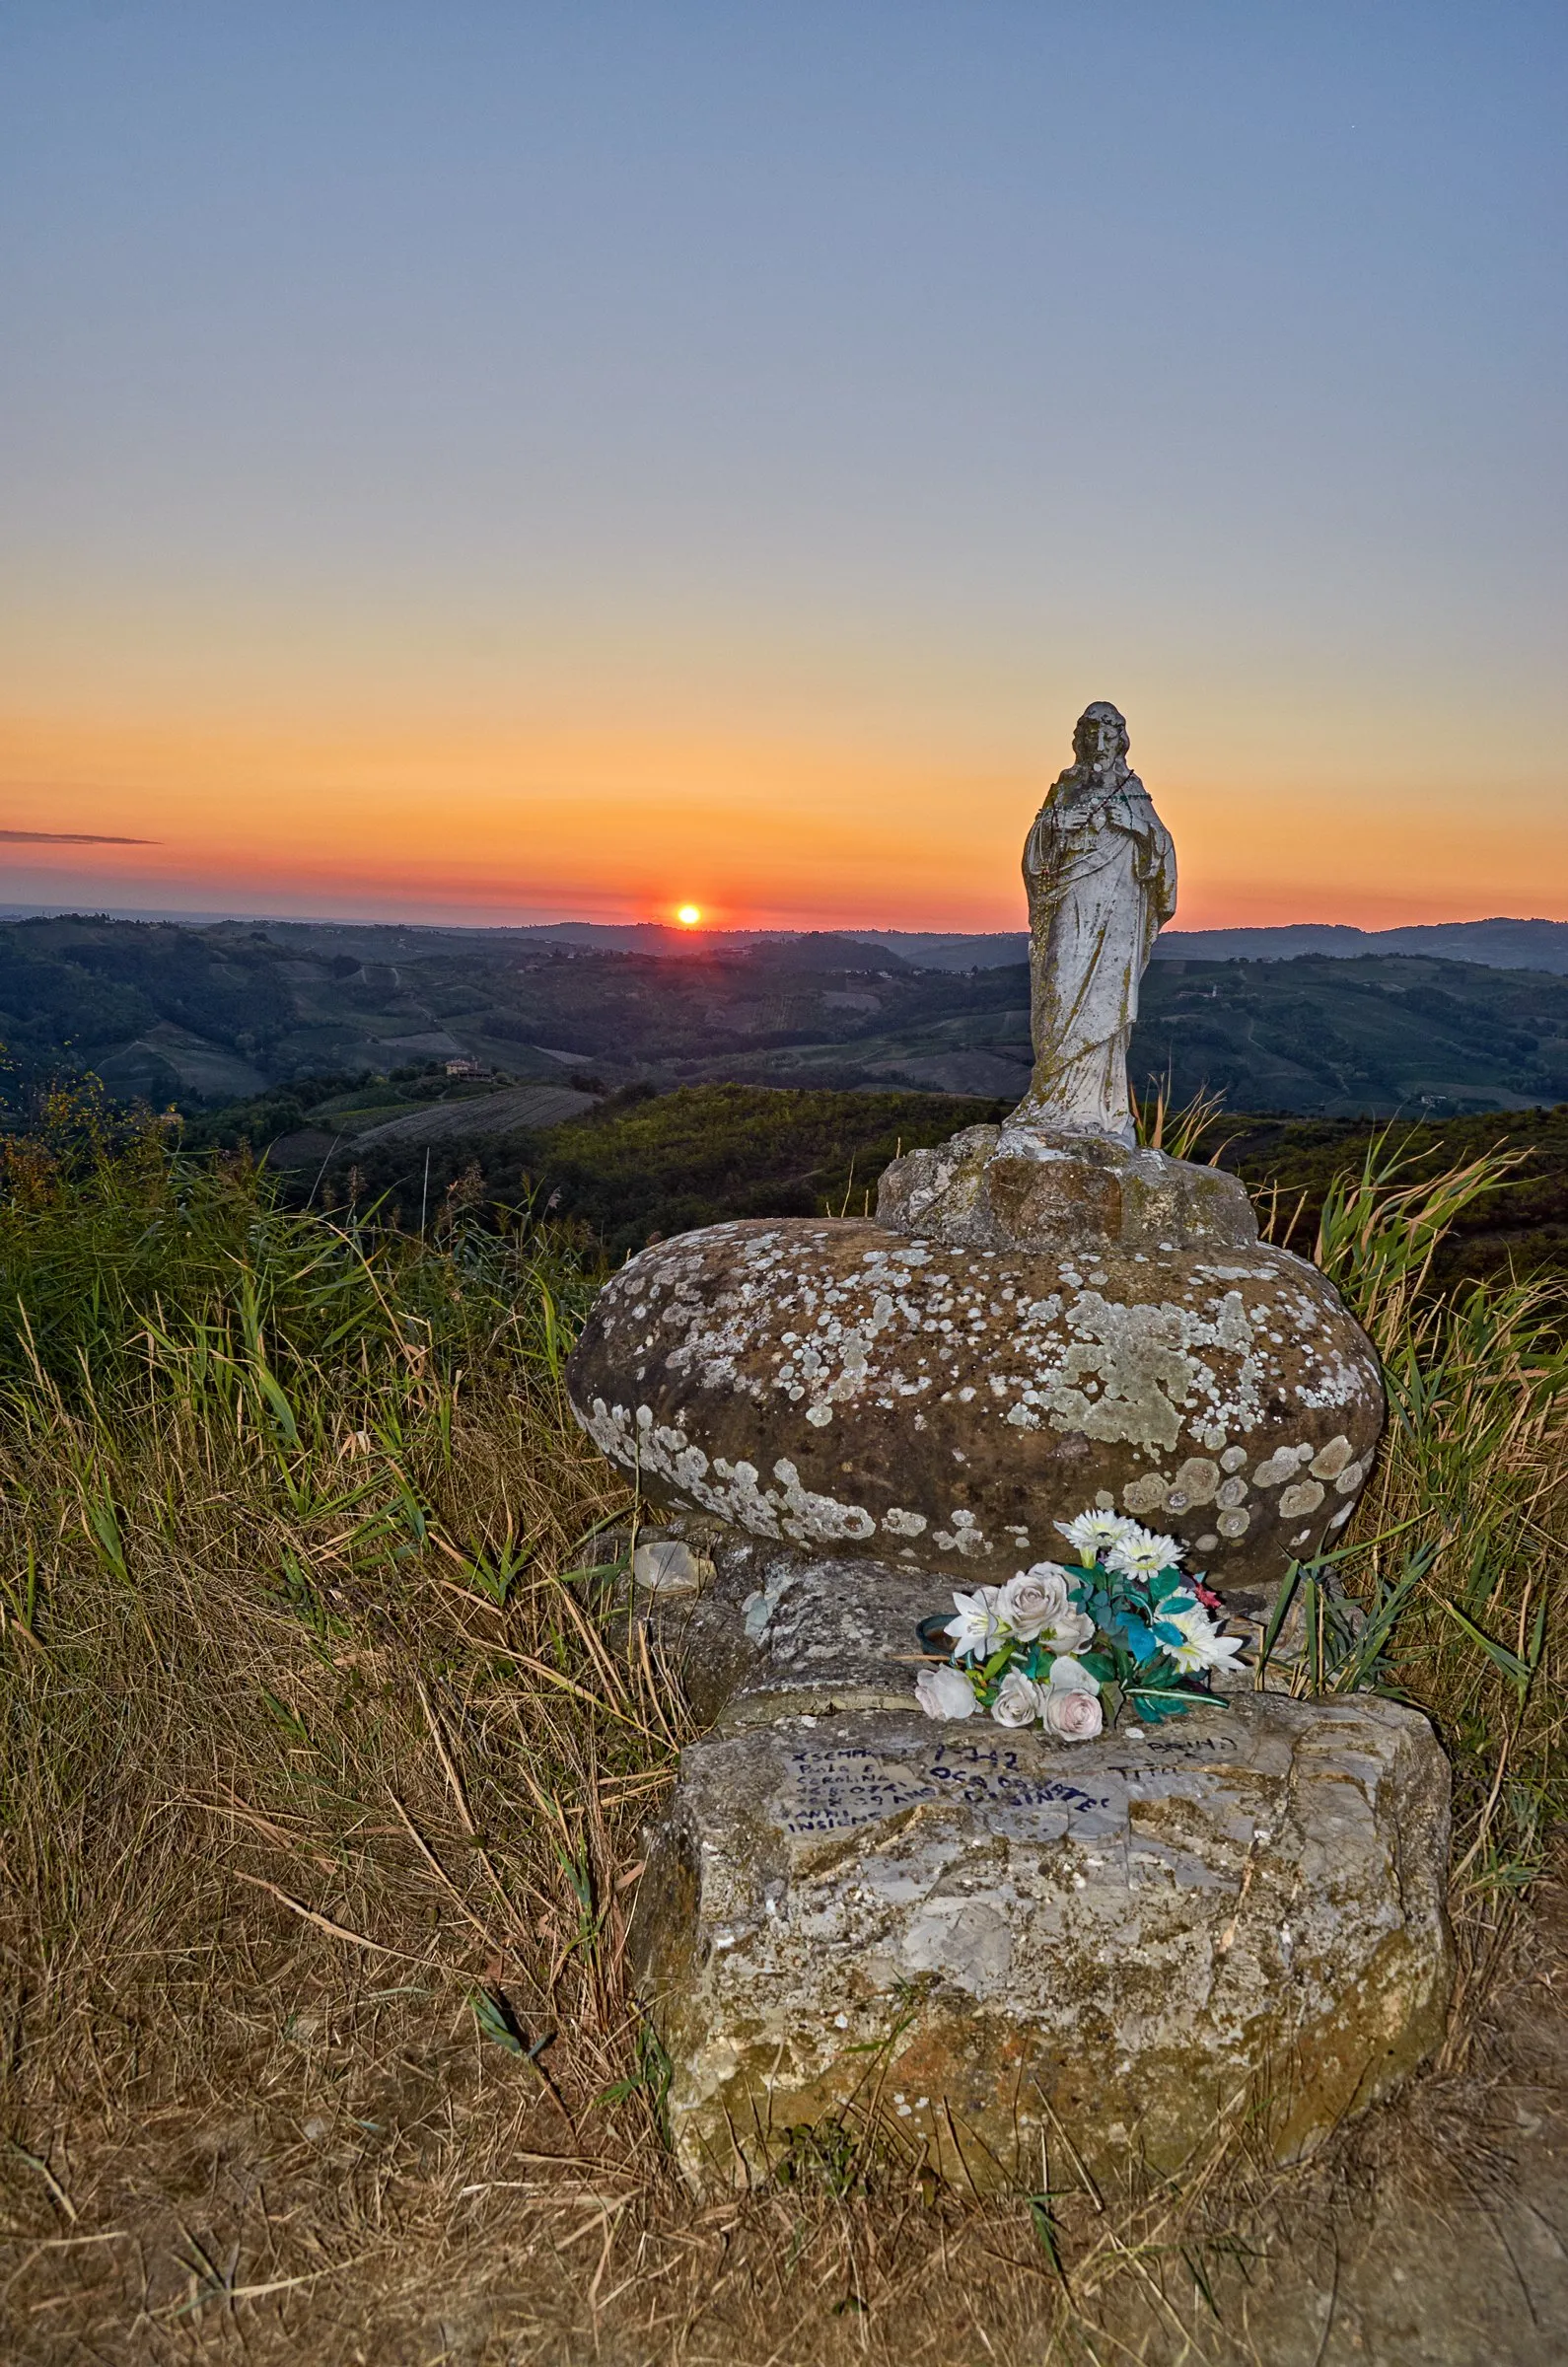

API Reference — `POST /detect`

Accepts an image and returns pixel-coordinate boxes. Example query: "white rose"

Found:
[1043,1606,1097,1656]
[915,1664,979,1720]
[997,1564,1073,1640]
[1042,1685,1104,1740]
[989,1669,1045,1728]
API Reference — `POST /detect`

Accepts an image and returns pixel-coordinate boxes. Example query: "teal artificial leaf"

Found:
[1117,1613,1160,1668]
[1128,1686,1197,1721]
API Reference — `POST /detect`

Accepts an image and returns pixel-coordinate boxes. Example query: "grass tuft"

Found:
[0,1099,1563,2357]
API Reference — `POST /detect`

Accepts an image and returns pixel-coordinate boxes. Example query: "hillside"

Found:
[178,1067,1568,1287]
[232,1083,1014,1259]
[5,913,1568,1119]
[1137,954,1568,1115]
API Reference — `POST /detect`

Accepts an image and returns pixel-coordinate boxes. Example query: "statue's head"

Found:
[1072,701,1129,771]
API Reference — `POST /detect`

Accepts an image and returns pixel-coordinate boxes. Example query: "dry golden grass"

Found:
[0,1114,1563,2361]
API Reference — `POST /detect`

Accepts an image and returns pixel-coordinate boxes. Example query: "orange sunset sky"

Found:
[3,9,1564,936]
[4,681,1564,935]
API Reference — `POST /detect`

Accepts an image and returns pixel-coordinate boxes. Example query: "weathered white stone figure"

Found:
[1012,701,1176,1145]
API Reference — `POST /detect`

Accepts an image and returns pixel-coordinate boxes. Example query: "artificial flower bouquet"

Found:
[914,1509,1246,1739]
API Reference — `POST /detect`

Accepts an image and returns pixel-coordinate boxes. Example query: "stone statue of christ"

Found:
[1011,701,1176,1146]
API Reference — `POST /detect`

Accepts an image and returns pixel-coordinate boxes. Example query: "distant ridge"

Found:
[845,917,1568,975]
[1153,918,1568,974]
[4,903,1565,977]
[468,915,1568,975]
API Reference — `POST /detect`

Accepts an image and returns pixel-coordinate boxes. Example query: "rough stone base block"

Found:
[631,1692,1454,2193]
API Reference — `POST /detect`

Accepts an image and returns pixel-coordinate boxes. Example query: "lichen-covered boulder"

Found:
[630,1692,1454,2194]
[566,1206,1384,1613]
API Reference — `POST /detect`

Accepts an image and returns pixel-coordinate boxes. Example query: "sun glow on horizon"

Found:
[1,708,1564,935]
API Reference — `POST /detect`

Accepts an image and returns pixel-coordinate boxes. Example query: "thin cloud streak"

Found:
[0,829,156,844]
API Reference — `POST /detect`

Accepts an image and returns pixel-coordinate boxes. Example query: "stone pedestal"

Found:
[879,1118,1259,1257]
[620,1538,1453,2195]
[566,1122,1441,2197]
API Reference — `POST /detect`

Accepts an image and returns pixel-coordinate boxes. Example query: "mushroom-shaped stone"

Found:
[566,1202,1383,1613]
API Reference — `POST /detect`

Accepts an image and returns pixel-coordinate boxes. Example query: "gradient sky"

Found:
[2,2,1564,931]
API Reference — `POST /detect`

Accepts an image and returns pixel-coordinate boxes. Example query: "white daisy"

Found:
[1106,1526,1184,1579]
[1161,1603,1247,1677]
[1055,1509,1135,1559]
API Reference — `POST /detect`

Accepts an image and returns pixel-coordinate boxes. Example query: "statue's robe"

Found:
[1017,763,1177,1142]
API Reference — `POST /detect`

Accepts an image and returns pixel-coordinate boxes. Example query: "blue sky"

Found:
[1,2,1563,927]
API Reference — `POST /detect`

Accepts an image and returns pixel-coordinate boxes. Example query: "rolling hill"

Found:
[3,912,1568,1121]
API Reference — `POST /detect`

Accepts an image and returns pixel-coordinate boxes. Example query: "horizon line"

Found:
[0,901,1562,938]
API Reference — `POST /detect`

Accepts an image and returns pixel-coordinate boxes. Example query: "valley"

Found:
[5,912,1568,1120]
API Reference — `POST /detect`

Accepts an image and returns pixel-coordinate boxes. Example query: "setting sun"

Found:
[676,904,702,927]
